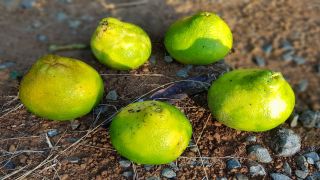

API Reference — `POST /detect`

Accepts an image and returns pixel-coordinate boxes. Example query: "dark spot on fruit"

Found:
[202,45,205,48]
[128,109,134,113]
[229,80,233,82]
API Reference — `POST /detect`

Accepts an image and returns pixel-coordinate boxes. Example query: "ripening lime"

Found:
[164,12,233,65]
[207,69,295,132]
[110,101,192,164]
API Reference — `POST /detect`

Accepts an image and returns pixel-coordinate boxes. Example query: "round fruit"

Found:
[207,69,295,132]
[90,17,152,70]
[110,100,192,164]
[164,11,233,65]
[19,55,104,121]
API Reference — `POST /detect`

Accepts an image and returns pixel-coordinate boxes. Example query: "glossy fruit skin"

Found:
[207,69,295,132]
[19,55,104,121]
[110,101,192,165]
[164,12,233,65]
[91,17,152,70]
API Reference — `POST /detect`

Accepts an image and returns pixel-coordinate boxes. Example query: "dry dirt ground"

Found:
[0,0,320,179]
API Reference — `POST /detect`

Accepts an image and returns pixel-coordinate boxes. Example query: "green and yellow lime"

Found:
[91,17,152,70]
[207,69,295,132]
[110,100,192,164]
[164,11,233,65]
[19,55,104,121]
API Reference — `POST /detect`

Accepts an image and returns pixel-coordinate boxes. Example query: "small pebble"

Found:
[249,163,266,176]
[144,164,154,171]
[290,114,299,128]
[2,160,16,169]
[281,40,294,51]
[66,137,79,143]
[9,144,16,152]
[119,159,131,168]
[122,171,133,178]
[217,177,227,180]
[295,170,308,179]
[58,0,73,3]
[269,128,301,157]
[68,20,81,29]
[295,155,308,171]
[149,55,156,65]
[234,173,249,180]
[226,158,241,170]
[246,135,257,142]
[36,34,48,42]
[307,157,315,164]
[176,65,193,78]
[47,129,59,137]
[9,70,22,80]
[70,120,80,130]
[32,20,42,29]
[80,15,94,21]
[283,161,292,176]
[282,50,294,62]
[297,79,308,92]
[270,173,292,180]
[315,161,320,171]
[55,11,68,22]
[299,110,320,128]
[307,172,320,180]
[93,105,108,115]
[161,168,176,178]
[20,0,35,9]
[146,176,160,180]
[106,90,118,101]
[247,145,272,163]
[66,156,80,163]
[253,56,266,67]
[168,162,179,171]
[0,61,15,70]
[262,43,272,55]
[164,55,173,63]
[292,56,306,65]
[304,152,320,163]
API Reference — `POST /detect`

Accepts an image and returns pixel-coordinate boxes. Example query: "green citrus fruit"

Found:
[110,100,192,164]
[90,17,152,70]
[164,11,233,65]
[207,69,295,132]
[19,55,104,121]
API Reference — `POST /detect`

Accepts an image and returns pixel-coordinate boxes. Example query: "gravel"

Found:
[168,162,179,171]
[164,55,173,63]
[295,155,308,171]
[283,161,292,176]
[249,163,266,176]
[270,173,292,180]
[295,170,308,179]
[246,135,257,142]
[315,161,320,171]
[36,34,48,42]
[226,158,241,170]
[149,55,156,65]
[282,50,294,62]
[234,173,249,180]
[262,43,273,55]
[176,65,193,78]
[47,129,59,137]
[68,19,81,29]
[306,172,320,180]
[20,0,36,9]
[146,176,161,180]
[297,79,309,92]
[106,90,118,101]
[269,128,301,157]
[144,164,154,171]
[247,145,272,163]
[281,40,294,51]
[299,110,320,128]
[66,156,81,163]
[119,159,131,168]
[292,56,306,65]
[122,171,133,178]
[161,168,176,178]
[253,56,266,67]
[217,177,227,180]
[304,152,319,163]
[2,160,16,169]
[0,61,15,70]
[55,11,68,22]
[70,120,80,130]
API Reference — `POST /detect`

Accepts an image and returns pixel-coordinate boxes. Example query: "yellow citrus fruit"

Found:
[19,55,104,121]
[91,17,152,70]
[208,69,295,132]
[110,101,192,164]
[164,11,233,65]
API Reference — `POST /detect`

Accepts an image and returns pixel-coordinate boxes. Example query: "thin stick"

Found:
[99,0,148,10]
[45,133,53,148]
[0,103,23,119]
[196,115,211,145]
